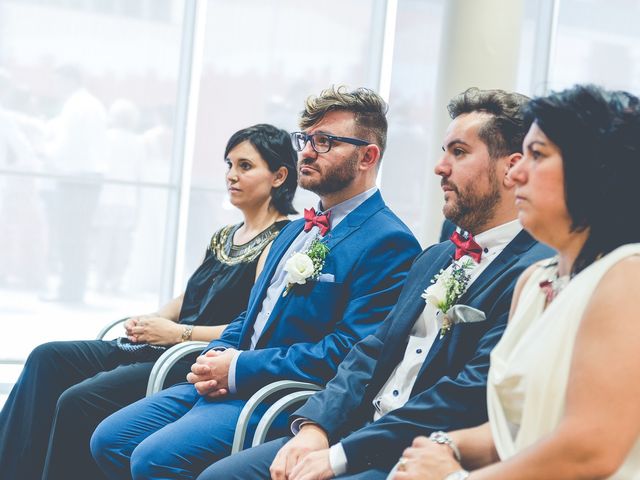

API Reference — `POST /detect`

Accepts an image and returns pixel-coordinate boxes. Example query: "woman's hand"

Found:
[392,436,463,480]
[127,315,183,346]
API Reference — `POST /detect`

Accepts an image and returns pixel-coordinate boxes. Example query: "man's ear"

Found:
[359,144,381,171]
[503,152,522,188]
[272,166,288,188]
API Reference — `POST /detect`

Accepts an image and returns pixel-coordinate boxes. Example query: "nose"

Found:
[509,156,527,185]
[434,153,451,177]
[227,165,238,182]
[300,137,318,159]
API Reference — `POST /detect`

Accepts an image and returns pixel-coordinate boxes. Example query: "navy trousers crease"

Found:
[0,340,193,480]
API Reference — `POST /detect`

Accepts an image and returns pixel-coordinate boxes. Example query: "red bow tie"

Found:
[303,208,331,236]
[450,231,483,262]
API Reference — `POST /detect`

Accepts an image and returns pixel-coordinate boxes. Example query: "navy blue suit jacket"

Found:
[293,229,553,473]
[206,191,421,396]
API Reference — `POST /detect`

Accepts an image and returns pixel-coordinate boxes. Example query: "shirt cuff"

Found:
[329,443,348,477]
[227,349,242,394]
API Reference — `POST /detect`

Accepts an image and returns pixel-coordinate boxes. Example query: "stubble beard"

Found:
[443,166,502,234]
[298,152,359,196]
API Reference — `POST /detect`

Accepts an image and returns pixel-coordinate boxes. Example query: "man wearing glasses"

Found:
[91,86,421,479]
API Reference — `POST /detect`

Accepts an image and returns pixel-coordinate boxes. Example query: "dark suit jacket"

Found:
[294,229,554,473]
[206,191,421,396]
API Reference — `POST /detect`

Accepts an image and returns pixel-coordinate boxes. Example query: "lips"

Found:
[299,165,318,175]
[441,182,456,193]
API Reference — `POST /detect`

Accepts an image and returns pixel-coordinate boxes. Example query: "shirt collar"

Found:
[472,219,522,254]
[317,186,378,230]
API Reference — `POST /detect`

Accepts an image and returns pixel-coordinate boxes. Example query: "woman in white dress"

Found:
[391,84,640,480]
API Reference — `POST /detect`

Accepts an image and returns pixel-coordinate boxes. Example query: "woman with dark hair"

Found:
[0,123,298,480]
[391,85,640,479]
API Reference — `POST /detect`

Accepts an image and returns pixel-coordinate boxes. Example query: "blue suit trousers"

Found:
[90,383,288,479]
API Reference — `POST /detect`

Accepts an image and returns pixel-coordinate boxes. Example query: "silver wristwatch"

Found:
[429,430,461,462]
[444,470,470,480]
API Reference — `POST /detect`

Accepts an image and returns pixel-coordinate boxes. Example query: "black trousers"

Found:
[0,339,196,480]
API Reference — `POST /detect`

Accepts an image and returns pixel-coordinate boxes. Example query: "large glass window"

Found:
[550,0,640,92]
[0,0,185,364]
[383,0,445,241]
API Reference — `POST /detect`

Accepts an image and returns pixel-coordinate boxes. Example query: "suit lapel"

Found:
[370,244,455,390]
[238,222,303,346]
[415,230,536,378]
[458,229,534,306]
[322,190,385,250]
[251,191,387,348]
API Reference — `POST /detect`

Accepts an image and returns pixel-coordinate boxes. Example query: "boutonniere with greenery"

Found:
[421,258,476,338]
[282,238,330,296]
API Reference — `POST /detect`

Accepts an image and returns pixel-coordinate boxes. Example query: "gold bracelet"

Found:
[181,325,194,342]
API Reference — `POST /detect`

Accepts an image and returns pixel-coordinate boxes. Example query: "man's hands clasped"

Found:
[270,424,334,480]
[187,349,237,399]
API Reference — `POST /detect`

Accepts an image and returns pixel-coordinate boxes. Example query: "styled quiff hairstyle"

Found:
[523,84,640,276]
[299,85,389,157]
[447,87,530,158]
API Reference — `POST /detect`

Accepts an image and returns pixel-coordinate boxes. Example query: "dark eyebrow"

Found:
[226,156,254,163]
[442,139,471,151]
[526,140,547,151]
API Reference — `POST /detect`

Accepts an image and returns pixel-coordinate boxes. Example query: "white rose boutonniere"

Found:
[421,258,476,338]
[284,252,315,285]
[283,238,330,296]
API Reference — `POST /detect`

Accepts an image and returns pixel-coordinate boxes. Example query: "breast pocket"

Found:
[283,280,348,341]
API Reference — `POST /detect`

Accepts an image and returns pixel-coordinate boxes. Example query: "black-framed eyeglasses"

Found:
[290,131,370,154]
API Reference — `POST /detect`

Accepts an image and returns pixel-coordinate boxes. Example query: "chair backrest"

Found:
[231,380,323,454]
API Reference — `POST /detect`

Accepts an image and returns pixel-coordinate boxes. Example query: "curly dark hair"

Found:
[523,84,640,275]
[224,124,298,214]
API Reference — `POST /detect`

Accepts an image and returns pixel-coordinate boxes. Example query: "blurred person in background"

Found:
[0,123,298,480]
[40,65,108,302]
[95,98,145,292]
[0,70,47,289]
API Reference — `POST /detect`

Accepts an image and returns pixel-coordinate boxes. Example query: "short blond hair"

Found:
[299,85,388,157]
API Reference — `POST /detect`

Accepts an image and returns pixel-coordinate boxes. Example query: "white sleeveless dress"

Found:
[487,244,640,479]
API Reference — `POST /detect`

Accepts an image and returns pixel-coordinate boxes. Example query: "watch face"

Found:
[433,433,446,443]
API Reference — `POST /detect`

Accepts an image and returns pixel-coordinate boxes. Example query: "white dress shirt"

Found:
[226,187,378,393]
[328,219,522,476]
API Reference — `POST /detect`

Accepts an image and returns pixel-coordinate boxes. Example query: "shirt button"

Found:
[483,247,489,253]
[392,390,399,397]
[416,348,423,354]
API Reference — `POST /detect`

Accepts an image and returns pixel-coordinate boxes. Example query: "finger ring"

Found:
[397,457,408,472]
